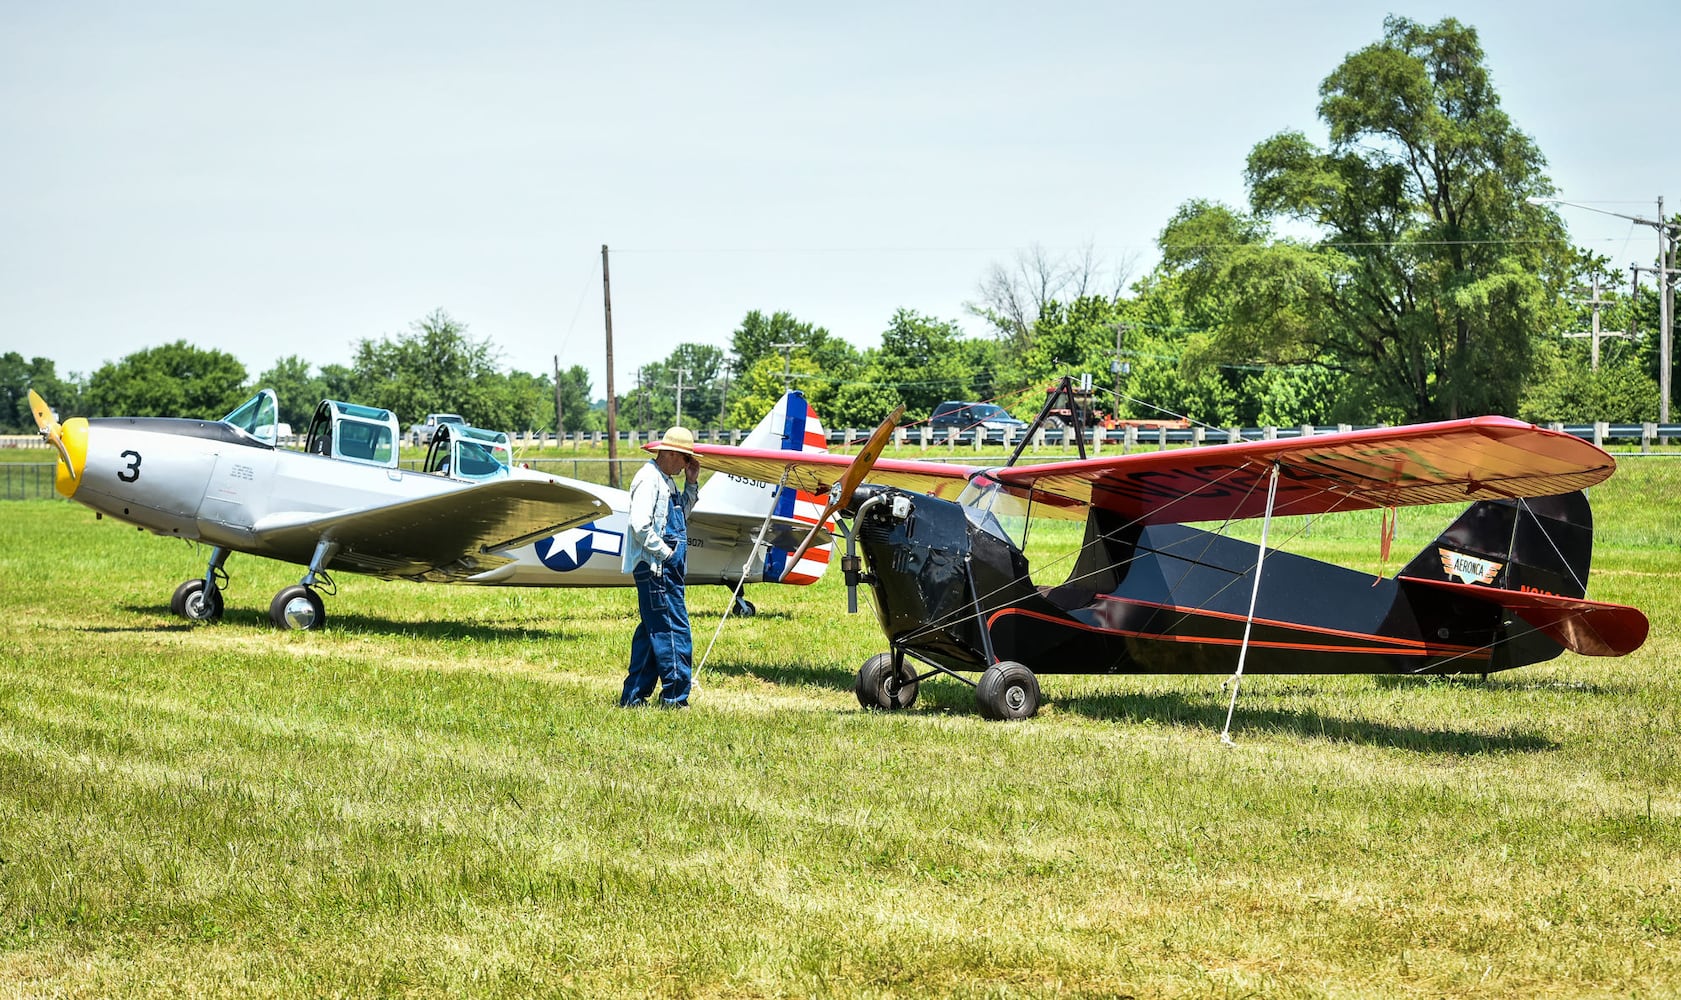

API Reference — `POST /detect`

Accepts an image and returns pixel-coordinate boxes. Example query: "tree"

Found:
[349,310,504,425]
[725,311,862,420]
[1,354,82,433]
[1182,16,1572,422]
[554,364,599,433]
[725,353,824,428]
[871,309,976,420]
[82,341,248,419]
[255,355,329,429]
[968,242,1136,351]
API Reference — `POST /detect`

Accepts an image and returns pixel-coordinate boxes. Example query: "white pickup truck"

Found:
[408,412,466,448]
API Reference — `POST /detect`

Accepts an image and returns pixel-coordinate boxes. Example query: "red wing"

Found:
[988,417,1616,524]
[1397,576,1649,656]
[692,445,979,501]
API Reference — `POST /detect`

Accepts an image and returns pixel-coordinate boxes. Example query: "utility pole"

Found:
[1564,273,1625,370]
[772,342,797,392]
[552,355,564,436]
[1662,196,1674,430]
[602,244,620,488]
[1528,196,1676,429]
[671,367,691,425]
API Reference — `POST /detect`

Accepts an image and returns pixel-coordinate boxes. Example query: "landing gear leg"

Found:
[267,539,339,631]
[731,588,756,618]
[171,546,229,623]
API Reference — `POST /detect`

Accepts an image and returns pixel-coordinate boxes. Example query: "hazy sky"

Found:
[4,2,1677,402]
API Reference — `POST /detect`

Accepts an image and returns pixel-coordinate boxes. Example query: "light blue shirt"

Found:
[622,459,698,574]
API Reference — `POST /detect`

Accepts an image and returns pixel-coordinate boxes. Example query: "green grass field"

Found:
[1,460,1678,998]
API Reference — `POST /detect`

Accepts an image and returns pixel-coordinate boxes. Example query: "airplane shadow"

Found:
[701,657,857,692]
[1372,673,1625,697]
[1055,687,1557,754]
[114,604,588,642]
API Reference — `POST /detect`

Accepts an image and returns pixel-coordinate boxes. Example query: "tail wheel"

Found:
[269,586,326,631]
[856,652,918,711]
[173,579,224,623]
[976,661,1040,720]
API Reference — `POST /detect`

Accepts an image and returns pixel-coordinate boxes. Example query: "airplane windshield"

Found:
[959,477,1032,550]
[221,390,281,446]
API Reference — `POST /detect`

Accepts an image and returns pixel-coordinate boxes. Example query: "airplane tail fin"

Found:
[695,391,834,585]
[1399,491,1593,598]
[1397,491,1648,659]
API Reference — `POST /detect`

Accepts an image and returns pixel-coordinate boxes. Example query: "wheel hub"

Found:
[281,595,319,629]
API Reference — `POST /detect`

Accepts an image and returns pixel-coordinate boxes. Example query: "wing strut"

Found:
[1220,463,1280,746]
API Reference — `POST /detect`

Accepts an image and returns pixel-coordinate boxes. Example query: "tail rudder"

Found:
[1400,491,1593,598]
[696,391,834,584]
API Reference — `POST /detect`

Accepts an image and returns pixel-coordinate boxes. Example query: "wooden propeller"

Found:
[783,404,904,567]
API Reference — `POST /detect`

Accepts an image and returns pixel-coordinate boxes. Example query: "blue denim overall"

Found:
[621,489,692,706]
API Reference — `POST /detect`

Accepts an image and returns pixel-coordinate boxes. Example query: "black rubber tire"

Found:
[170,578,200,616]
[269,586,325,631]
[177,579,224,623]
[976,661,1040,720]
[855,652,918,711]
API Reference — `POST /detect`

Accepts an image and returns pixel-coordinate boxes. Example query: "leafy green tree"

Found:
[82,341,248,419]
[255,355,329,429]
[1183,15,1573,422]
[725,354,823,428]
[554,364,599,433]
[1,354,82,432]
[349,310,504,426]
[871,309,975,420]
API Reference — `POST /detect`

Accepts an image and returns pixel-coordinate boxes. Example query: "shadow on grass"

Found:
[701,657,858,692]
[111,604,588,642]
[1058,687,1557,753]
[1373,673,1628,696]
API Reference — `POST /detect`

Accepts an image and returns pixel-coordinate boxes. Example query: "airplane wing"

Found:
[987,417,1617,524]
[251,478,611,579]
[692,447,978,501]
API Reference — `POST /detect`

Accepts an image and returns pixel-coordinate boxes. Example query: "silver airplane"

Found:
[28,388,834,630]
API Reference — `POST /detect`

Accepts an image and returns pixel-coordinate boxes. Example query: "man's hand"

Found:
[684,455,701,480]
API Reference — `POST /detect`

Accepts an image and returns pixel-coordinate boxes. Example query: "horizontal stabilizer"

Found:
[1397,576,1649,657]
[687,511,831,553]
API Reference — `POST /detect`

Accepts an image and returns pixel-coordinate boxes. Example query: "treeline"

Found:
[4,16,1673,436]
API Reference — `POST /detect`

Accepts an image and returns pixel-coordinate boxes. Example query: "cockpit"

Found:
[422,423,512,481]
[304,400,400,468]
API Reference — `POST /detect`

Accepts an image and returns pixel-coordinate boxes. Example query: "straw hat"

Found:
[653,426,696,456]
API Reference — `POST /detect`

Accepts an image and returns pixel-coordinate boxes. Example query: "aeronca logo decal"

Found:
[1438,548,1503,586]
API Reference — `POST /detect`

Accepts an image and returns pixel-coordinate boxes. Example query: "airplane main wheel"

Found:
[174,579,224,623]
[269,586,326,631]
[856,652,918,711]
[731,593,756,617]
[976,661,1040,720]
[171,579,199,616]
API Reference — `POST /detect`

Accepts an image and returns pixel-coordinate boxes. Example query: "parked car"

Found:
[928,401,1027,433]
[408,412,466,448]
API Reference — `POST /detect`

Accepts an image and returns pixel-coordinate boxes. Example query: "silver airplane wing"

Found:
[251,478,611,580]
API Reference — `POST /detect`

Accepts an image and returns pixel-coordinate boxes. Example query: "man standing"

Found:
[620,426,701,708]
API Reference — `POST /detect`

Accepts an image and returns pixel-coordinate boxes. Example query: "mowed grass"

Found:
[1,463,1679,998]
